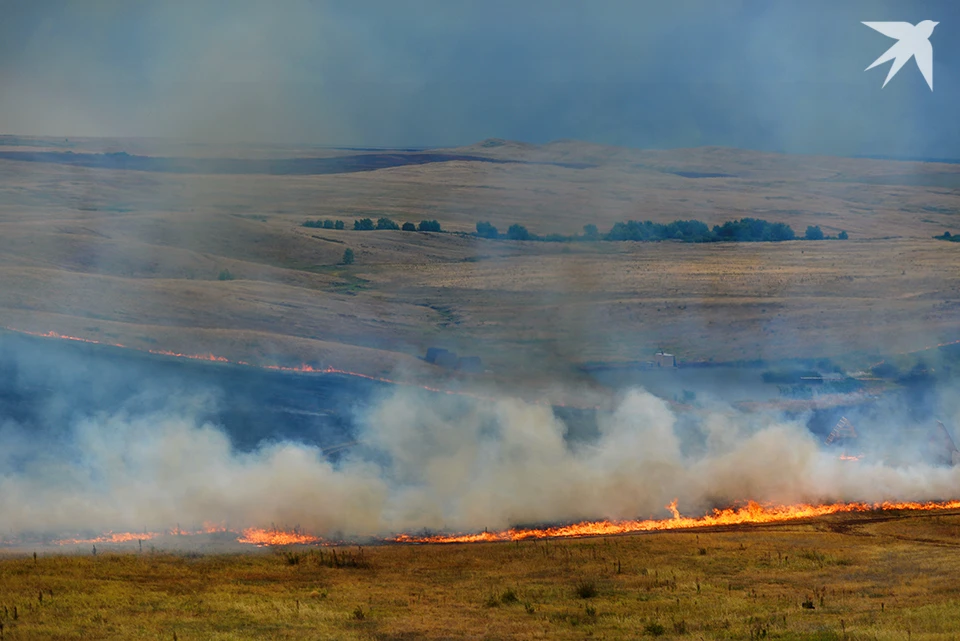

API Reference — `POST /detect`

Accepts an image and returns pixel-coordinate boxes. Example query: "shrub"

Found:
[476,221,498,238]
[574,580,597,599]
[507,223,531,241]
[354,218,374,231]
[418,219,442,232]
[805,225,825,240]
[402,222,416,231]
[218,269,235,281]
[644,622,666,636]
[342,248,355,265]
[376,217,399,230]
[500,588,519,604]
[352,606,365,620]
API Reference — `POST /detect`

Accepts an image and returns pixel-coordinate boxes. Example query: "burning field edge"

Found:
[6,499,960,551]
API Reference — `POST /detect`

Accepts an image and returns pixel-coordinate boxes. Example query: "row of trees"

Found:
[303,219,346,230]
[474,219,849,243]
[303,218,442,232]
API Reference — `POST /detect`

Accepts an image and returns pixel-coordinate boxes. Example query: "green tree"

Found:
[418,220,442,232]
[838,230,848,240]
[322,219,335,229]
[582,224,599,240]
[218,268,235,281]
[354,218,374,231]
[805,225,824,240]
[334,220,345,230]
[402,221,416,231]
[507,223,531,241]
[341,248,355,265]
[376,217,400,230]
[476,221,498,238]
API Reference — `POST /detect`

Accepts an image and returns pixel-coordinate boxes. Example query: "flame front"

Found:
[54,531,160,546]
[390,499,960,544]
[9,499,960,549]
[237,528,322,546]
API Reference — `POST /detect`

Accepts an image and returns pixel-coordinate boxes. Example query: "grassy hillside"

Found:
[1,137,958,392]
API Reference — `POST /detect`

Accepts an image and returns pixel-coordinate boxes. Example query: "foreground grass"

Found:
[3,513,960,640]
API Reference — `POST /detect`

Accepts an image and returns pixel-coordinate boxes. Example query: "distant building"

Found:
[654,351,676,368]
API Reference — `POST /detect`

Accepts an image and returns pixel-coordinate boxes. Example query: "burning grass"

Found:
[3,510,960,640]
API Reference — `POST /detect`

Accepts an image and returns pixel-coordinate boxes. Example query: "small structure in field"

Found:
[825,416,858,444]
[654,350,676,368]
[424,348,483,373]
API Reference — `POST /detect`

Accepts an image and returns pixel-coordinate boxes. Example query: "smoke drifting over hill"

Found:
[1,335,958,541]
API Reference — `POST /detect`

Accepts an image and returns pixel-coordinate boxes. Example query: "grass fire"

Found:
[4,3,960,636]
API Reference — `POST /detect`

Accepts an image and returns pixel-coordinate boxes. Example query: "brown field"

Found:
[3,510,960,640]
[1,136,959,395]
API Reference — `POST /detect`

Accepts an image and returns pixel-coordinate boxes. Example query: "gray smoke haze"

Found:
[1,0,958,156]
[3,383,959,539]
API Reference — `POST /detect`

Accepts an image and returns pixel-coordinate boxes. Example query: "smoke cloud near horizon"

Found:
[2,373,959,540]
[2,1,959,157]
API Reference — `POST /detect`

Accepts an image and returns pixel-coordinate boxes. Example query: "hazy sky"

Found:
[1,0,958,157]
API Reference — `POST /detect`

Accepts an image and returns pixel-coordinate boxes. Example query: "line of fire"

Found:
[1,324,959,550]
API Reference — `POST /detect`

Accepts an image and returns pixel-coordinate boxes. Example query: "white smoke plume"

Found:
[2,385,959,540]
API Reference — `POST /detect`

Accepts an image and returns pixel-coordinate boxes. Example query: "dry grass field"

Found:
[3,511,960,640]
[1,136,959,393]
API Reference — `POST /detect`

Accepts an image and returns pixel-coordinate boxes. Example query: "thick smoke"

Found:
[2,383,959,540]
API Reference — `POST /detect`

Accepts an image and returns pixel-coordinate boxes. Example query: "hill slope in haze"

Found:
[0,136,958,395]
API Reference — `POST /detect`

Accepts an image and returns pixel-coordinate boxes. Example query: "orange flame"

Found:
[390,499,960,544]
[237,528,322,546]
[14,498,960,549]
[54,531,159,545]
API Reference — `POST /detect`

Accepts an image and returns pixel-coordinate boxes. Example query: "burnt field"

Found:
[1,328,944,463]
[0,332,365,454]
[0,331,601,456]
